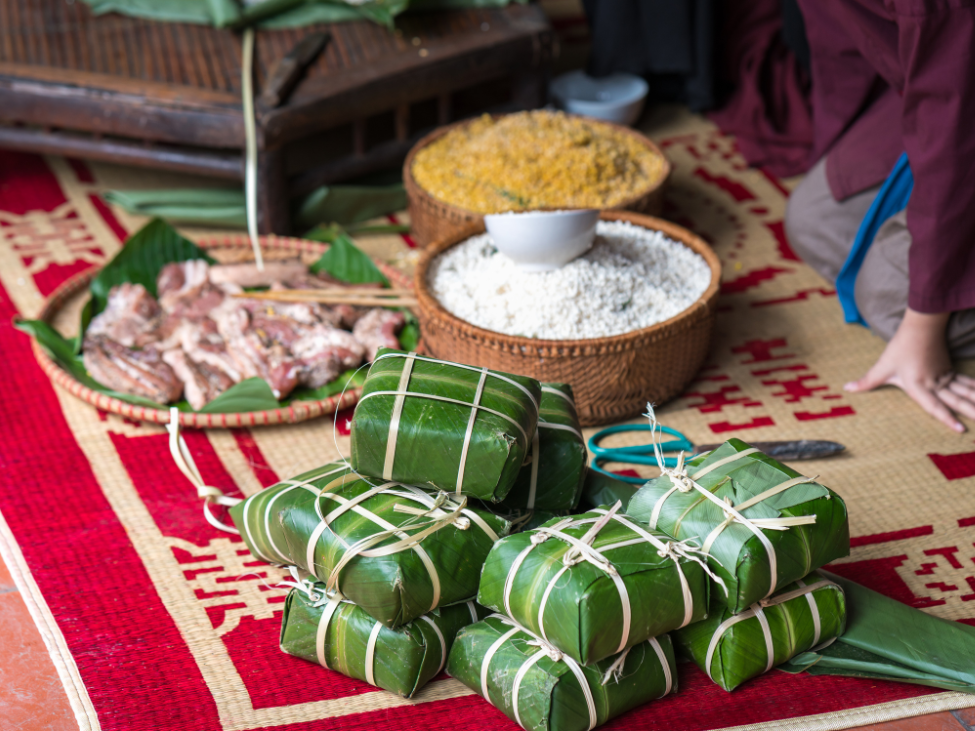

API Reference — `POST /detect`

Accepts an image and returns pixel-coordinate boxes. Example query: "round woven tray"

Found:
[31,233,411,428]
[403,114,672,247]
[414,211,721,426]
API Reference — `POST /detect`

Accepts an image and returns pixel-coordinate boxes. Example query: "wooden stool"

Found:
[0,2,555,234]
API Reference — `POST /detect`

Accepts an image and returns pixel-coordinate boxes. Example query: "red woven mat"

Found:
[2,110,975,731]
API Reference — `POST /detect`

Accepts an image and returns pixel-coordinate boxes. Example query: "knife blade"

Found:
[692,440,845,460]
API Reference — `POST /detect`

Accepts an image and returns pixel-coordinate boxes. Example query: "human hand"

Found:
[844,308,975,432]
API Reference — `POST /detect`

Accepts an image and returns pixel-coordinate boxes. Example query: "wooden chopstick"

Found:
[236,290,418,308]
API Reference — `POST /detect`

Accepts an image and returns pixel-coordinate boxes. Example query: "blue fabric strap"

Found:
[835,152,914,325]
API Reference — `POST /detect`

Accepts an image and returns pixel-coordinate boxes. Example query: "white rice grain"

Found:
[427,220,711,340]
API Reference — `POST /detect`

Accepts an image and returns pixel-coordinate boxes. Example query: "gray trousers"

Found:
[785,158,975,358]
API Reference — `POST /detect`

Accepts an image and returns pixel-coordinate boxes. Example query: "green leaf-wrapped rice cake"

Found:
[350,349,542,502]
[447,615,676,731]
[626,424,849,614]
[674,572,846,691]
[499,383,587,511]
[477,504,713,665]
[229,460,510,627]
[280,579,488,698]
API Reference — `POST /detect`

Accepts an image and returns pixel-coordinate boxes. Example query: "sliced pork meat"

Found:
[162,349,234,410]
[157,260,225,319]
[292,327,366,389]
[211,302,299,399]
[83,336,183,404]
[176,317,245,384]
[208,258,307,289]
[87,283,162,348]
[352,308,406,361]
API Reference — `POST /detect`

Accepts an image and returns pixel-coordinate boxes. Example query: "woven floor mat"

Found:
[1,106,974,731]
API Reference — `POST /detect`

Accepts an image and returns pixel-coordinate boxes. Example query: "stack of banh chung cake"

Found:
[228,348,592,700]
[230,348,852,725]
[601,412,852,694]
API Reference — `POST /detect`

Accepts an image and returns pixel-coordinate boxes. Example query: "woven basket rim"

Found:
[413,210,722,353]
[29,233,411,428]
[402,112,673,220]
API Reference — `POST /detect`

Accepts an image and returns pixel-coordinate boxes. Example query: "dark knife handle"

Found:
[258,32,330,112]
[693,440,846,460]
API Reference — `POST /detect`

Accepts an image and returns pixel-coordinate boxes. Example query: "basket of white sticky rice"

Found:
[413,211,721,425]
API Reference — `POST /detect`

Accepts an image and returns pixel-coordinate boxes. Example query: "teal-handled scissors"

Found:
[588,424,694,484]
[588,424,846,484]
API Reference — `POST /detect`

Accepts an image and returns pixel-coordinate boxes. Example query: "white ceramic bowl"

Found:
[550,71,649,127]
[483,209,600,272]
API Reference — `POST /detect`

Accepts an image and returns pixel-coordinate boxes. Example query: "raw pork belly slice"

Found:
[87,283,162,348]
[352,308,405,361]
[82,336,183,404]
[162,349,234,410]
[291,328,366,389]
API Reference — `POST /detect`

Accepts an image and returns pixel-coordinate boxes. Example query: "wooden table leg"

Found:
[257,145,291,235]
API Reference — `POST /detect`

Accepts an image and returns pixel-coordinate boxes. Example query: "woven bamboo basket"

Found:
[414,211,721,426]
[29,234,411,428]
[403,114,672,247]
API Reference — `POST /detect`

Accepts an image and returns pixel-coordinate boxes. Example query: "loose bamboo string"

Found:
[241,27,263,271]
[236,290,418,308]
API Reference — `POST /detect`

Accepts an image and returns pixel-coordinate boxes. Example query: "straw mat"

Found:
[2,107,975,731]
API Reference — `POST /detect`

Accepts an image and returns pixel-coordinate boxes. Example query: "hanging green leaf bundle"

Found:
[626,435,850,614]
[674,572,846,692]
[280,579,488,697]
[499,383,587,511]
[350,349,542,502]
[447,615,676,731]
[229,460,510,627]
[477,504,712,665]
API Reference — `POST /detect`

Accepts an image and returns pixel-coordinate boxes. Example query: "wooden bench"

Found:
[0,1,554,233]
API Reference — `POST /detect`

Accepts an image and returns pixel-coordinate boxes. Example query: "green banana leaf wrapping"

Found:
[447,615,677,731]
[350,349,542,502]
[228,460,510,627]
[626,438,850,613]
[778,571,975,694]
[674,571,846,692]
[499,383,587,511]
[280,580,488,697]
[476,506,567,534]
[580,468,641,512]
[477,507,710,665]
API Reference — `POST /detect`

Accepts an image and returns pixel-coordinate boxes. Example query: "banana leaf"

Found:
[350,349,541,502]
[280,579,488,697]
[447,615,677,731]
[626,438,850,614]
[778,571,975,693]
[580,468,641,512]
[674,571,846,692]
[477,507,710,665]
[102,182,407,231]
[499,383,586,511]
[229,460,510,627]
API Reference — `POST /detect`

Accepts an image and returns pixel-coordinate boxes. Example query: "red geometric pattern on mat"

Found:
[0,149,958,731]
[721,266,793,295]
[929,447,975,481]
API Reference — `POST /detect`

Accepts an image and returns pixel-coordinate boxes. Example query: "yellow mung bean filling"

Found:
[411,111,666,214]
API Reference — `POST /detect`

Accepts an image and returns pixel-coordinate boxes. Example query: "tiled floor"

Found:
[0,557,968,731]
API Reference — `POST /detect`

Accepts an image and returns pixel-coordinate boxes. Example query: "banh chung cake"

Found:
[625,430,850,614]
[230,460,509,627]
[350,349,541,502]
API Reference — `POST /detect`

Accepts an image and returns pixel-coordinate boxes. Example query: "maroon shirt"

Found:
[797,0,975,314]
